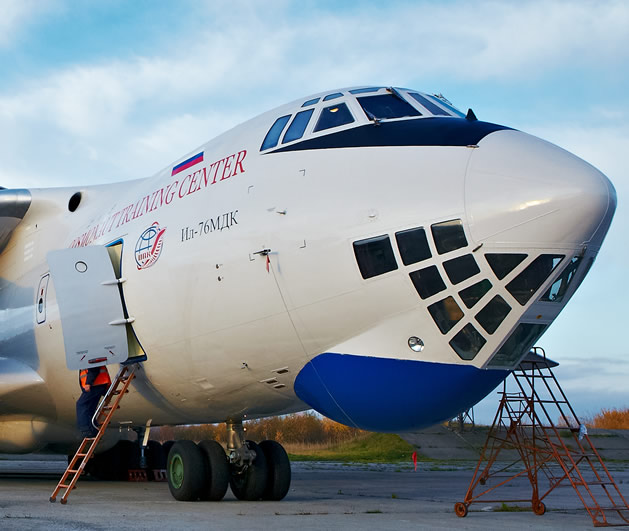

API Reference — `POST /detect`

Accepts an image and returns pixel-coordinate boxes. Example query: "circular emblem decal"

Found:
[135,222,166,270]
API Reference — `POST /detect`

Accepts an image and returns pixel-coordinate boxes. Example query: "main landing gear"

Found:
[166,420,291,502]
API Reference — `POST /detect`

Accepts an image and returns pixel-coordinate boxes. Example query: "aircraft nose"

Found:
[465,130,617,250]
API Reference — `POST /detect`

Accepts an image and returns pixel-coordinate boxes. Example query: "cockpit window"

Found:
[428,296,463,334]
[506,254,564,305]
[430,95,466,118]
[431,219,468,254]
[260,115,291,151]
[314,103,354,132]
[409,265,446,299]
[353,235,398,279]
[349,87,382,94]
[449,323,486,360]
[282,109,314,144]
[302,97,320,107]
[475,295,511,334]
[459,279,492,308]
[443,254,480,285]
[395,227,431,265]
[323,92,343,101]
[488,323,547,368]
[408,93,450,116]
[540,256,582,303]
[358,94,421,120]
[485,253,527,280]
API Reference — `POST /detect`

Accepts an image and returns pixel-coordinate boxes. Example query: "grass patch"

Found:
[287,432,416,462]
[494,503,529,512]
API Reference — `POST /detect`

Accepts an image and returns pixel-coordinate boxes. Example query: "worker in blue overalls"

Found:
[76,366,111,438]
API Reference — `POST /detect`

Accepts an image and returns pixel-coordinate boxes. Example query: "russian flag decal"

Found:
[171,152,204,176]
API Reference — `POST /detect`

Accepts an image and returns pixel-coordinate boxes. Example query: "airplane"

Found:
[0,86,616,502]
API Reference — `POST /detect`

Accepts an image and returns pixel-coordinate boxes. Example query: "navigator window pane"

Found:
[314,103,354,132]
[475,295,511,334]
[449,324,486,361]
[323,92,343,101]
[353,235,398,279]
[428,296,464,334]
[357,94,421,120]
[443,254,480,285]
[282,109,314,144]
[459,279,492,308]
[431,219,468,255]
[302,97,320,107]
[409,266,446,299]
[349,87,382,94]
[409,93,449,116]
[260,115,291,151]
[485,253,527,280]
[506,254,564,305]
[541,256,582,303]
[488,323,547,368]
[395,227,431,265]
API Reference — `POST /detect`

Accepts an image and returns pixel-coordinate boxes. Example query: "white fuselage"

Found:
[0,86,616,452]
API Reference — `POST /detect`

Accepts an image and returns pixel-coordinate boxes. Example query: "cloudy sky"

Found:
[1,0,627,422]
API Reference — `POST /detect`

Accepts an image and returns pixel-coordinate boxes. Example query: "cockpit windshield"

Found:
[259,87,468,152]
[357,94,421,120]
[408,93,450,116]
[314,102,354,132]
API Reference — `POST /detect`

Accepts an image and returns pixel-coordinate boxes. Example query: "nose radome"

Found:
[465,130,616,250]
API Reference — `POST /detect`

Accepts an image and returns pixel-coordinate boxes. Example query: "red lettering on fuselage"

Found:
[69,149,248,248]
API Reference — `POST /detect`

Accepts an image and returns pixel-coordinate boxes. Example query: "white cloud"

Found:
[439,0,629,80]
[0,0,58,48]
[189,0,629,83]
[0,0,627,189]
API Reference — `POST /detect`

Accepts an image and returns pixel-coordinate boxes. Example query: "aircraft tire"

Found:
[259,440,291,501]
[198,440,230,501]
[229,440,268,501]
[167,440,207,501]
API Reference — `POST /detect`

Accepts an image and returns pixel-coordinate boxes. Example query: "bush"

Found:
[152,412,366,445]
[588,408,629,430]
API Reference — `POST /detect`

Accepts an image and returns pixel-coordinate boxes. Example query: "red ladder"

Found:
[455,350,629,526]
[50,364,136,504]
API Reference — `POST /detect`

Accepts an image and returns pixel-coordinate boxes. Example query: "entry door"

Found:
[47,245,129,370]
[106,240,147,362]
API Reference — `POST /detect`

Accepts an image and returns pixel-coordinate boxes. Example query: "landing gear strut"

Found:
[226,421,268,501]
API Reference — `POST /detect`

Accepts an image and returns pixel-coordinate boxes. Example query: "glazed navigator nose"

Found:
[464,130,616,251]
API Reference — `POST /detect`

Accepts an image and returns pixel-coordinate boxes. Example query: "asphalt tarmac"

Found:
[1,459,628,530]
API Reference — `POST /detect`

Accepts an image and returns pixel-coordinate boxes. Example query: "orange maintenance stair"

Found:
[50,364,136,504]
[455,349,629,527]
